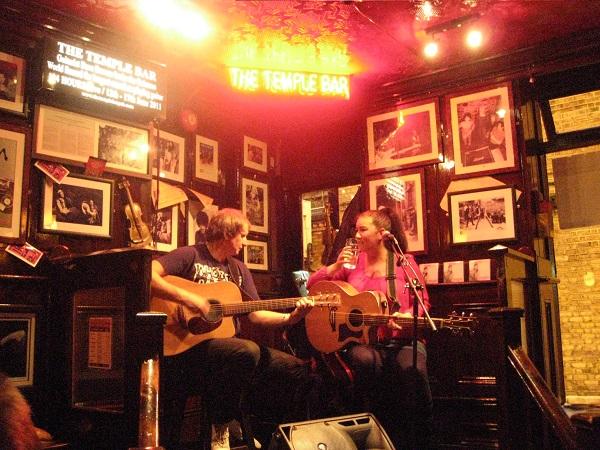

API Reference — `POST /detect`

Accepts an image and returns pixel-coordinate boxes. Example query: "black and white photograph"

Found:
[0,127,25,240]
[450,84,517,176]
[367,100,440,172]
[243,136,267,173]
[244,238,268,271]
[449,186,516,244]
[42,173,114,238]
[152,130,185,183]
[419,262,440,284]
[98,123,148,174]
[195,135,219,183]
[443,261,465,283]
[152,205,178,252]
[242,178,269,234]
[469,259,492,281]
[0,313,35,386]
[0,51,25,114]
[187,202,218,246]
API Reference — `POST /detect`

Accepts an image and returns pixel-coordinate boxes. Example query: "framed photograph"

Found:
[0,127,26,241]
[468,259,492,281]
[151,205,178,252]
[366,100,440,172]
[419,262,439,284]
[242,178,269,234]
[0,51,26,114]
[449,83,517,176]
[0,312,36,386]
[367,169,426,253]
[244,238,269,271]
[448,186,516,245]
[152,130,185,183]
[187,202,218,246]
[34,105,149,178]
[443,261,465,283]
[195,135,219,184]
[41,173,114,238]
[243,136,267,173]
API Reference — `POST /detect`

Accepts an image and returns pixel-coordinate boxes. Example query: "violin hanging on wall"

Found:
[118,177,152,247]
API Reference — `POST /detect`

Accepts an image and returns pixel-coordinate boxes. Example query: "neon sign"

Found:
[229,67,349,99]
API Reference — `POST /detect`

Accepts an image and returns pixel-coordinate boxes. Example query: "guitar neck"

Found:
[221,296,327,316]
[351,314,443,329]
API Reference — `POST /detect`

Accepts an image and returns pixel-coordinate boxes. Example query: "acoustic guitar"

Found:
[305,280,476,354]
[151,276,341,356]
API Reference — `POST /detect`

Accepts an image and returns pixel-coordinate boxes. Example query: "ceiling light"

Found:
[423,41,439,58]
[466,29,483,48]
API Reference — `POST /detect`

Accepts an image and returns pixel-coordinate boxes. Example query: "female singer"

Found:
[307,207,433,449]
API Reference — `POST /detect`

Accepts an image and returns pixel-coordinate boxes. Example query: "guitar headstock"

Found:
[442,312,477,336]
[118,177,130,190]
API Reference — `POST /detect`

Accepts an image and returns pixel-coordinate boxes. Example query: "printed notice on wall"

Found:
[88,317,112,369]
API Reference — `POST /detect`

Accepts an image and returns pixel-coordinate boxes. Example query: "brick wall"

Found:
[545,91,600,397]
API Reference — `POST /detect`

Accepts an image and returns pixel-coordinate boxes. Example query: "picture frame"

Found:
[187,201,218,246]
[448,186,517,245]
[151,204,178,252]
[242,177,269,234]
[468,258,492,281]
[366,100,440,173]
[449,83,517,176]
[41,173,114,238]
[443,261,465,283]
[0,51,26,114]
[367,169,427,253]
[152,130,185,183]
[419,262,439,284]
[244,238,269,271]
[34,105,149,178]
[243,136,267,173]
[195,135,219,184]
[0,126,26,241]
[0,312,36,387]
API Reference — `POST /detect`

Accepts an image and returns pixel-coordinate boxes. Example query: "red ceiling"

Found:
[30,0,600,82]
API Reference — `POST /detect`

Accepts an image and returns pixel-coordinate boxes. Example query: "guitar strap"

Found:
[386,249,399,313]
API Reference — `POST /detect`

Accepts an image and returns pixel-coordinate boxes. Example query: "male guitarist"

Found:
[151,208,314,450]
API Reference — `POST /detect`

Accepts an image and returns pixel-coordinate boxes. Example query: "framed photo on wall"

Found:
[0,51,26,114]
[195,135,219,184]
[0,126,26,241]
[0,312,36,386]
[41,173,114,238]
[449,83,517,176]
[151,205,179,252]
[152,130,185,183]
[34,105,149,178]
[443,261,465,283]
[367,169,426,253]
[244,238,269,271]
[242,177,269,234]
[243,136,267,173]
[366,100,440,172]
[448,186,516,244]
[187,202,218,246]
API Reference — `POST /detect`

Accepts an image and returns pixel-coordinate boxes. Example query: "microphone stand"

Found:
[385,235,436,368]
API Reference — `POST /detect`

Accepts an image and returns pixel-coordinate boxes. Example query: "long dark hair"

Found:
[358,207,408,252]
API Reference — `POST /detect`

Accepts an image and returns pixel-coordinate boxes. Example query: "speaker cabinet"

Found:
[268,413,395,450]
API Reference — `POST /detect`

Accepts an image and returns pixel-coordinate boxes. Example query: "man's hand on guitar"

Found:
[287,297,314,325]
[388,311,412,330]
[182,292,211,317]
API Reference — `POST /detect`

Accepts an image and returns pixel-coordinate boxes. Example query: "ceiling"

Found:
[23,0,600,86]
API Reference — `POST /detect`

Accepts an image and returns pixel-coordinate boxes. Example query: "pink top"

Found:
[307,252,430,315]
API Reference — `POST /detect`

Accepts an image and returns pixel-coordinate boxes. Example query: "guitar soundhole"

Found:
[205,299,223,323]
[348,308,363,327]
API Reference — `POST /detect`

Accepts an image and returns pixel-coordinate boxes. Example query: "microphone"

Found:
[381,230,401,252]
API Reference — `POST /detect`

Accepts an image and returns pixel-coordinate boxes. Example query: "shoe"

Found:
[211,423,230,450]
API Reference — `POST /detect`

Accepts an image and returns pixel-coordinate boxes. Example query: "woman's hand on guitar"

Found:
[388,311,412,330]
[288,297,314,325]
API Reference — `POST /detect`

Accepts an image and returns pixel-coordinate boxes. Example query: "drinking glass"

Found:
[343,238,359,269]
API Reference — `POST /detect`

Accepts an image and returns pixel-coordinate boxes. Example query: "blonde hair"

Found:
[205,208,249,243]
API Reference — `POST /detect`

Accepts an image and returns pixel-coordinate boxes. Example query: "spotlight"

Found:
[423,41,439,58]
[466,29,483,48]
